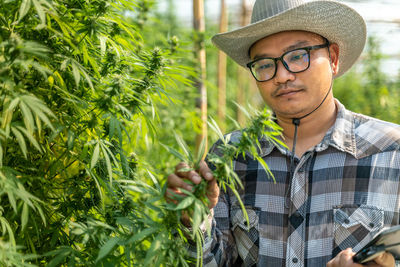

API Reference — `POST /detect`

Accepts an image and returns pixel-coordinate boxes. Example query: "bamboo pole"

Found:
[193,0,208,154]
[236,0,252,126]
[217,0,228,132]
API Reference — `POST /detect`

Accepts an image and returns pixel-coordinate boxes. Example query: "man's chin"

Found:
[273,107,309,119]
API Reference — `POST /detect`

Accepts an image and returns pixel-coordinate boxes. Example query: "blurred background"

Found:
[158,0,400,77]
[152,0,400,132]
[142,0,400,169]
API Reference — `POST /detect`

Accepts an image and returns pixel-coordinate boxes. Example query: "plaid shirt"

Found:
[191,100,400,267]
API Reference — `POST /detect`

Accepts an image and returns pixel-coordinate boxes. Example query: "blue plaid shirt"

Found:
[191,100,400,267]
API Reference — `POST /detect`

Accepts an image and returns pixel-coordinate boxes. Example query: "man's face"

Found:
[249,31,339,119]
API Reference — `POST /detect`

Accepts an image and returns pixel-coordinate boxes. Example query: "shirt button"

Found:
[344,218,350,224]
[292,257,298,263]
[293,211,301,217]
[369,223,375,228]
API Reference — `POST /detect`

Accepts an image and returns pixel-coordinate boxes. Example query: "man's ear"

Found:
[329,43,340,75]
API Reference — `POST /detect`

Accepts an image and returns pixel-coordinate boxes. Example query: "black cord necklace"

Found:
[284,79,333,209]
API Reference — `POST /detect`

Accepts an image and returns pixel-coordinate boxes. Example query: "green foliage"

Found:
[335,36,400,123]
[0,0,196,265]
[162,107,282,266]
[206,107,283,216]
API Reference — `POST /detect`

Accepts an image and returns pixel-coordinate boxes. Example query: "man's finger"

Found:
[206,178,219,198]
[165,188,184,202]
[175,162,191,175]
[372,251,395,267]
[175,162,202,184]
[327,248,365,267]
[167,173,193,192]
[198,160,214,181]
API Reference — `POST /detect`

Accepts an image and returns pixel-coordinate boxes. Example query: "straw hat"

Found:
[211,0,367,78]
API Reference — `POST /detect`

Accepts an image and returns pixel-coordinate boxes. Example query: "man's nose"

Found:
[273,60,295,84]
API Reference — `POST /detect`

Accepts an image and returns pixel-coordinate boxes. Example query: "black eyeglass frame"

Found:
[246,40,330,82]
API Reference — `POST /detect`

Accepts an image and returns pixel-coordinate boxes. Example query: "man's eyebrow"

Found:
[252,40,310,60]
[283,40,310,52]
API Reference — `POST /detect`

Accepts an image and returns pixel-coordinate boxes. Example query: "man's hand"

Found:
[327,248,395,267]
[166,160,220,226]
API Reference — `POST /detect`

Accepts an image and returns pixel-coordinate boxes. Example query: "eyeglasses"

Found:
[246,42,330,82]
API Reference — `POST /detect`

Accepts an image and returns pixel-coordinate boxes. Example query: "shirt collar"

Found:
[315,99,357,157]
[258,99,400,159]
[258,99,357,158]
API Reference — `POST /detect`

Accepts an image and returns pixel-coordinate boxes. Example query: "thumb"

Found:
[373,252,395,267]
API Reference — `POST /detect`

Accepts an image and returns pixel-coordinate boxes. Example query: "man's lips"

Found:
[275,89,303,97]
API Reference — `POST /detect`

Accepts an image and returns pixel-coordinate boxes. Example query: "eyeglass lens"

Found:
[252,49,310,82]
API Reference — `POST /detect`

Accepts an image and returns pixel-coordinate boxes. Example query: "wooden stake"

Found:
[193,0,208,155]
[236,0,252,126]
[217,0,228,132]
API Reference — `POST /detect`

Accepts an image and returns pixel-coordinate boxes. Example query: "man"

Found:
[167,0,400,266]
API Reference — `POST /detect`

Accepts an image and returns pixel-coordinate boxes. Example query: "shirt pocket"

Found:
[333,204,384,255]
[231,207,260,266]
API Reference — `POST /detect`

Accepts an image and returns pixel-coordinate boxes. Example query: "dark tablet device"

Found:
[353,225,400,263]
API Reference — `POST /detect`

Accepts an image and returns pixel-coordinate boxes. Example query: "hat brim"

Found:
[211,0,366,78]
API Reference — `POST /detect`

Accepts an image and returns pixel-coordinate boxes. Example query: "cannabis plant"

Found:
[0,0,283,266]
[0,0,193,265]
[163,106,283,266]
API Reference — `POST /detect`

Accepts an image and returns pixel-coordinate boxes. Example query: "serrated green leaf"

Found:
[144,232,162,265]
[191,200,203,236]
[109,116,117,139]
[33,107,54,131]
[46,247,71,267]
[20,95,55,131]
[67,130,75,150]
[71,62,80,87]
[19,101,34,133]
[82,45,100,77]
[0,216,15,247]
[127,227,158,243]
[146,170,161,191]
[177,167,193,173]
[7,97,20,114]
[2,98,19,129]
[96,237,120,262]
[90,142,100,169]
[100,143,113,184]
[21,202,29,231]
[0,143,3,168]
[35,114,42,137]
[233,101,251,119]
[174,132,193,163]
[101,141,119,167]
[208,118,225,143]
[16,126,42,153]
[80,66,94,91]
[255,155,275,182]
[160,143,187,163]
[227,114,241,130]
[11,127,27,158]
[178,188,195,197]
[229,183,249,229]
[99,36,107,58]
[32,0,46,25]
[195,137,206,166]
[174,196,194,210]
[18,0,32,22]
[35,203,46,225]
